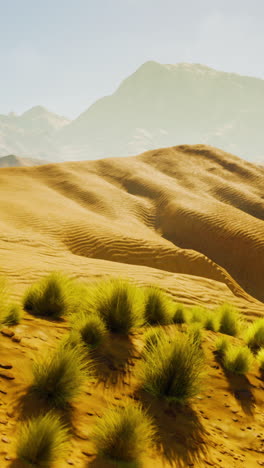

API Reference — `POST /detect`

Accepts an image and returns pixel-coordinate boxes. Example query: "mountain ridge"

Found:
[1,62,264,163]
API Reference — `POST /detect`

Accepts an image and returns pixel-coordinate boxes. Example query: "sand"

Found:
[0,144,263,467]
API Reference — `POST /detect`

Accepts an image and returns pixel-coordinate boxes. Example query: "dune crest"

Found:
[0,144,263,311]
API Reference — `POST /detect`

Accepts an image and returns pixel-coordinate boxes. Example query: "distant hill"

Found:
[0,154,49,167]
[1,63,264,163]
[56,62,264,162]
[0,106,69,161]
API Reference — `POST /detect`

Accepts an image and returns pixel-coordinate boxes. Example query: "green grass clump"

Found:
[190,306,208,324]
[143,327,167,358]
[91,403,155,464]
[203,312,218,332]
[257,348,264,371]
[16,412,68,467]
[143,286,173,325]
[2,304,23,326]
[172,303,187,324]
[92,279,143,334]
[215,336,230,357]
[23,272,78,319]
[187,323,203,347]
[140,332,205,403]
[244,318,264,351]
[223,345,253,375]
[31,345,90,408]
[218,304,241,336]
[72,313,107,349]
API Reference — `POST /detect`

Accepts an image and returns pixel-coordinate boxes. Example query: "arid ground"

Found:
[0,144,263,467]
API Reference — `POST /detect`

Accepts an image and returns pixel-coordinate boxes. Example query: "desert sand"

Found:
[0,144,263,467]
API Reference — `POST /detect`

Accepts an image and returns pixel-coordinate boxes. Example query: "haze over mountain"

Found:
[0,106,69,160]
[1,62,264,163]
[0,155,49,168]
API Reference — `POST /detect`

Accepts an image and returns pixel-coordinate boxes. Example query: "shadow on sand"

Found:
[9,461,25,468]
[86,457,142,468]
[213,351,256,416]
[91,333,137,388]
[224,372,256,416]
[135,389,209,468]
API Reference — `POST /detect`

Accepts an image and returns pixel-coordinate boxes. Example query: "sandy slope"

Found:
[0,144,263,307]
[0,144,264,467]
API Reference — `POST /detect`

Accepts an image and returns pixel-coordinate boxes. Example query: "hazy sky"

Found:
[1,0,264,118]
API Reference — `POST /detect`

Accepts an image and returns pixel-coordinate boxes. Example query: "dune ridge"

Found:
[0,144,263,314]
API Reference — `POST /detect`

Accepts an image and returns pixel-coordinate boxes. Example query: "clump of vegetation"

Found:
[92,278,143,334]
[188,323,203,347]
[257,348,264,371]
[190,306,207,324]
[72,313,107,349]
[16,412,68,467]
[215,336,230,357]
[31,345,90,408]
[23,272,78,319]
[143,327,167,358]
[140,332,205,403]
[2,304,23,326]
[244,318,264,351]
[60,330,83,351]
[218,303,241,336]
[172,303,187,324]
[223,345,253,375]
[203,312,218,332]
[91,403,155,464]
[143,286,173,325]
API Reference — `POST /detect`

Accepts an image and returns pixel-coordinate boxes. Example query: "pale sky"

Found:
[1,0,264,118]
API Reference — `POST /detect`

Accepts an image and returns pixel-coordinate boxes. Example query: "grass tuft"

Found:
[31,345,91,408]
[2,304,23,326]
[72,313,107,349]
[218,303,241,336]
[143,286,173,325]
[257,348,264,371]
[143,327,167,357]
[172,303,187,324]
[140,332,205,403]
[190,306,208,324]
[244,318,264,351]
[92,278,143,334]
[223,345,253,375]
[91,403,155,464]
[23,272,78,319]
[16,412,68,467]
[203,312,218,332]
[215,336,230,357]
[187,323,203,348]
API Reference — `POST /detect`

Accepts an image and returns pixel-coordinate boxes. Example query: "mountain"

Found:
[0,154,49,167]
[54,62,264,162]
[1,63,264,162]
[0,106,70,160]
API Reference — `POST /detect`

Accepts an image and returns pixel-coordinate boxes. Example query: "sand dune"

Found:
[0,144,263,312]
[0,144,264,468]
